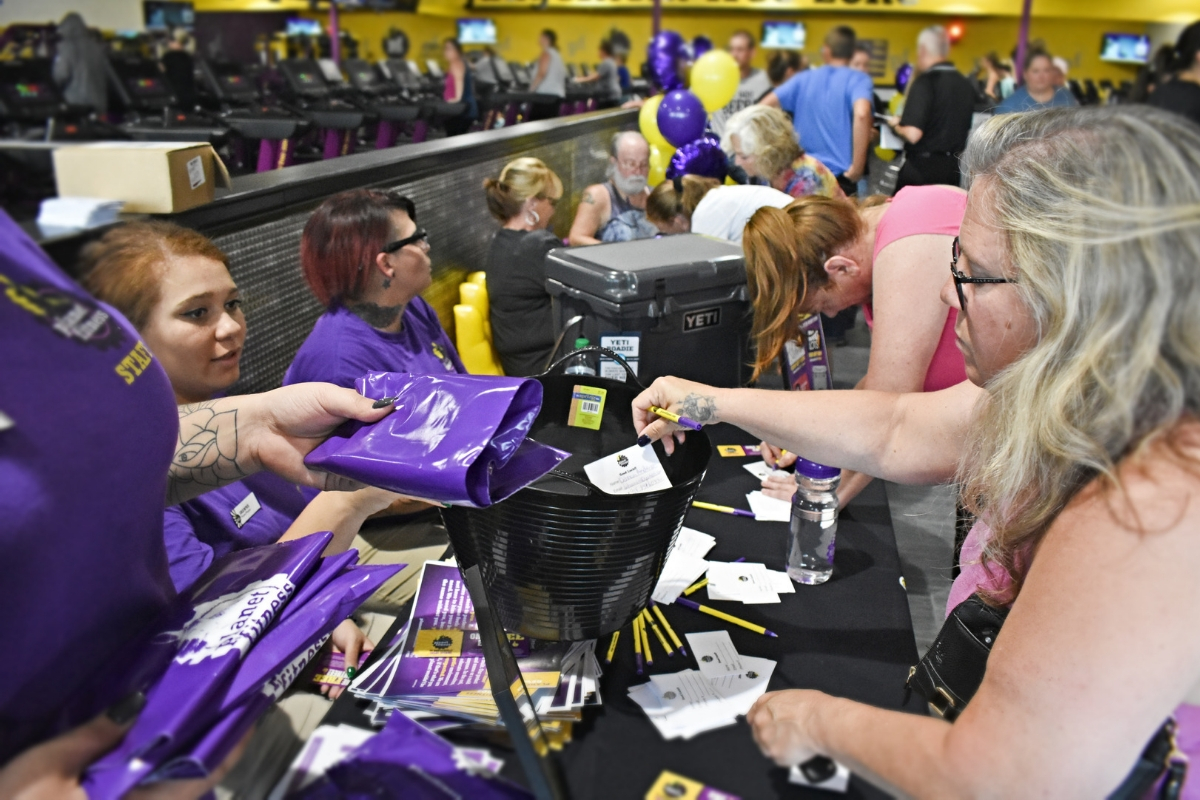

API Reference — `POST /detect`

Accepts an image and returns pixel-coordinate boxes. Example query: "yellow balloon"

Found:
[874,146,897,162]
[639,95,671,151]
[649,144,671,186]
[690,50,740,113]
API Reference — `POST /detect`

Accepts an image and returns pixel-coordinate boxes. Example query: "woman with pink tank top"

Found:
[633,106,1200,796]
[742,185,968,506]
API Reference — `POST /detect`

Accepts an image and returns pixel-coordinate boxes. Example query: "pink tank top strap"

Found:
[873,185,968,257]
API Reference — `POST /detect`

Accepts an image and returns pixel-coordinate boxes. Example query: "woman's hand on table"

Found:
[747,689,832,767]
[761,442,797,470]
[761,472,797,502]
[324,619,374,701]
[632,376,722,455]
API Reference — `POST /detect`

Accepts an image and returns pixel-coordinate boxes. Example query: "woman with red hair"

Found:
[284,189,464,388]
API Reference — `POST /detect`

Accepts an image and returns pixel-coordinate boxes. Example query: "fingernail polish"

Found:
[637,435,651,447]
[346,666,358,680]
[106,691,146,725]
[372,396,396,409]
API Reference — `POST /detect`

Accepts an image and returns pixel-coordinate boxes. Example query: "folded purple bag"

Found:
[291,711,531,799]
[83,534,331,799]
[146,563,402,783]
[304,372,569,507]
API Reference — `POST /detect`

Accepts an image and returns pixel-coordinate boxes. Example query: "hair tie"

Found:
[672,176,683,195]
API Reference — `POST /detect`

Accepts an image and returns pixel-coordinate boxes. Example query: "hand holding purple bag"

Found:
[304,373,569,507]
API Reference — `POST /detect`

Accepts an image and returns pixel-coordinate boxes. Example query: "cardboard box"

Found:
[52,142,231,214]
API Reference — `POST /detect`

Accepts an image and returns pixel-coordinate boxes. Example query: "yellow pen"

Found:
[650,601,687,657]
[641,614,655,666]
[605,630,620,664]
[692,501,756,519]
[633,616,644,674]
[642,608,673,657]
[647,405,703,431]
[682,577,708,596]
[673,597,779,638]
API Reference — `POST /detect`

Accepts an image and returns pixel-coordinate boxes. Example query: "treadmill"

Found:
[105,54,230,145]
[196,58,307,172]
[342,58,421,148]
[276,58,365,159]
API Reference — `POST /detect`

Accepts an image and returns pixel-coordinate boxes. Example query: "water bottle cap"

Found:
[795,458,839,480]
[574,337,590,349]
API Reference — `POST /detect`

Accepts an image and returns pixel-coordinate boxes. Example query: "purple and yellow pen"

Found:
[648,405,703,432]
[692,501,755,518]
[674,596,779,638]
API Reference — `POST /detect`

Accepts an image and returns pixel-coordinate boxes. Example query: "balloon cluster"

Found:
[639,36,740,186]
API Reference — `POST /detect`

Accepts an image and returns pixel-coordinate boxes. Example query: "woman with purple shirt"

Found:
[284,190,465,389]
[0,211,392,797]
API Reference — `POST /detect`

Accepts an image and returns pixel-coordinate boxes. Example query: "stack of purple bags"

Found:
[304,372,570,507]
[83,533,402,799]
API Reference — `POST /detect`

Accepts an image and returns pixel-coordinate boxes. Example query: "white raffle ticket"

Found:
[583,443,673,495]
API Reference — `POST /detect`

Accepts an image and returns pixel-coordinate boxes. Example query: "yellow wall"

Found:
[326,8,1147,83]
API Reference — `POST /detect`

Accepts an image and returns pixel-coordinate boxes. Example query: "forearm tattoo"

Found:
[678,393,718,424]
[168,401,246,504]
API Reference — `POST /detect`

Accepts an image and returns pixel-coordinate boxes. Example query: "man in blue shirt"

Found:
[760,25,874,196]
[995,51,1079,113]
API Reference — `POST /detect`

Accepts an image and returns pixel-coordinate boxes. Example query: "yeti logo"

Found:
[683,307,721,332]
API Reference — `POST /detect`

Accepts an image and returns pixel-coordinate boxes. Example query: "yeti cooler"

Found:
[544,234,752,388]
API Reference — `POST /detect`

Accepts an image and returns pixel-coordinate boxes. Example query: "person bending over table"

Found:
[284,189,461,610]
[0,209,394,798]
[722,105,844,200]
[632,106,1200,796]
[79,222,399,695]
[645,175,792,242]
[568,131,658,245]
[746,183,967,507]
[483,157,564,376]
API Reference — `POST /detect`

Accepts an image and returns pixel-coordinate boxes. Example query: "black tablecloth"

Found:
[323,423,924,798]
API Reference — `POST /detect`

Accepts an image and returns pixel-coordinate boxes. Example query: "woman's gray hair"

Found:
[957,106,1200,600]
[721,105,802,181]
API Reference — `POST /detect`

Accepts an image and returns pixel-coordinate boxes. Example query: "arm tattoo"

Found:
[581,191,596,205]
[168,401,247,504]
[678,393,718,424]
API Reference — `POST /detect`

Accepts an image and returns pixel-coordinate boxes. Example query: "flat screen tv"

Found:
[762,21,806,51]
[143,2,194,31]
[458,18,497,46]
[286,18,324,37]
[1100,33,1151,64]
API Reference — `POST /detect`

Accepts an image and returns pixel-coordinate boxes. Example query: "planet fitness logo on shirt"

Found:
[171,575,294,665]
[0,271,124,350]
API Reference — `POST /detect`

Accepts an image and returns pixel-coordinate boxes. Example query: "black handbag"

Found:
[907,593,1187,799]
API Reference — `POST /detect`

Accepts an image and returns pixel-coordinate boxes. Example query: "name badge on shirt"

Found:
[230,492,261,529]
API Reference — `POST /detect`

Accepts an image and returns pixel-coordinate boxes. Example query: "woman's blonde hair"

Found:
[742,194,888,380]
[483,157,563,222]
[721,105,801,181]
[957,106,1200,602]
[645,175,721,228]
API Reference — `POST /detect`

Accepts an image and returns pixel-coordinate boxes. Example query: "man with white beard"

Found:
[569,131,658,244]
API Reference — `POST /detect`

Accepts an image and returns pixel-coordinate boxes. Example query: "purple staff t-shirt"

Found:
[283,298,466,388]
[163,471,313,592]
[0,211,178,759]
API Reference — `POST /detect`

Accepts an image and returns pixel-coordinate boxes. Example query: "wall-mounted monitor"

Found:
[762,21,806,51]
[286,18,324,37]
[143,2,194,31]
[458,18,497,46]
[1100,33,1151,64]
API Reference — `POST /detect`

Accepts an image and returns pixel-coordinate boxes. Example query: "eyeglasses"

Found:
[950,236,1012,310]
[382,228,429,254]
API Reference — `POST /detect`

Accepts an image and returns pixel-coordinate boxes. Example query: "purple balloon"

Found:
[895,63,913,93]
[692,36,713,60]
[656,89,707,148]
[647,31,685,93]
[666,135,727,183]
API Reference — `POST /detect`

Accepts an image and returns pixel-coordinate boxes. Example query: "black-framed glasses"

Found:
[950,236,1012,310]
[382,228,429,254]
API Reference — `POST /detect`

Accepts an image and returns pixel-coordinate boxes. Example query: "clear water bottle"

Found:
[787,458,841,585]
[564,337,596,376]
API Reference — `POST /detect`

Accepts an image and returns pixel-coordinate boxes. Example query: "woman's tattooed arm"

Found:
[168,401,248,505]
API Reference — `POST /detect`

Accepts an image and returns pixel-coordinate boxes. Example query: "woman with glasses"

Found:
[483,157,565,376]
[743,183,968,508]
[285,189,464,390]
[633,106,1200,795]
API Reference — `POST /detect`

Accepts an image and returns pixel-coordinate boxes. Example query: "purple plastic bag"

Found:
[83,534,331,799]
[292,712,531,799]
[304,373,569,507]
[146,563,402,783]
